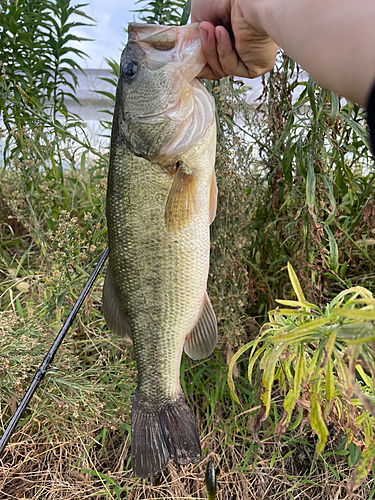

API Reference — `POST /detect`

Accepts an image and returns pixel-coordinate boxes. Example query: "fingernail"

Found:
[200,26,208,43]
[215,27,221,43]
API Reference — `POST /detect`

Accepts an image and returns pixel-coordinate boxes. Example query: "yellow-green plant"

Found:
[228,262,375,493]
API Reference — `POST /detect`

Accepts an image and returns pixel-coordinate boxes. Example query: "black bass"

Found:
[103,22,217,479]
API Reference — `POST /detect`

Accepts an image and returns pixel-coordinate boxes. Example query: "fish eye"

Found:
[122,61,138,80]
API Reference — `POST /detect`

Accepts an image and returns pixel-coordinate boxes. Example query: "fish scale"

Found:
[103,22,218,479]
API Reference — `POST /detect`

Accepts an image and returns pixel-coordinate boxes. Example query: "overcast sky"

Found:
[73,0,139,69]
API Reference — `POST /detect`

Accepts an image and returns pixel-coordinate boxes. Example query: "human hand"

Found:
[191,0,278,80]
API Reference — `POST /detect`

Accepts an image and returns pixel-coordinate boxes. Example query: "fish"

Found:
[102,22,218,479]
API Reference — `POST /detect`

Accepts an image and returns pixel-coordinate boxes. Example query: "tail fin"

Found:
[131,390,201,478]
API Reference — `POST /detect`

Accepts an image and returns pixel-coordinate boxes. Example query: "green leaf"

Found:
[348,442,362,467]
[287,262,306,305]
[270,309,313,317]
[322,176,337,226]
[325,226,339,273]
[261,346,282,417]
[270,449,278,469]
[330,92,339,124]
[332,307,375,321]
[97,77,118,87]
[296,132,306,176]
[272,317,332,343]
[307,343,325,380]
[307,77,316,117]
[306,154,316,207]
[272,111,295,156]
[227,342,252,405]
[15,297,24,318]
[294,346,305,397]
[325,329,337,359]
[356,365,373,390]
[275,299,322,314]
[179,0,191,25]
[95,90,116,101]
[283,389,297,425]
[329,286,373,310]
[310,386,328,454]
[348,439,375,492]
[325,358,334,405]
[340,111,371,151]
[247,344,267,385]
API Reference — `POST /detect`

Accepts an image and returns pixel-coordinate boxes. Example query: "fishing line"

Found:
[0,246,109,458]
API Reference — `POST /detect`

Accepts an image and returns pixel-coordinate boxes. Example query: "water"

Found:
[60,68,115,148]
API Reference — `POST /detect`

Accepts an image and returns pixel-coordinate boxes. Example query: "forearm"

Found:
[253,0,375,105]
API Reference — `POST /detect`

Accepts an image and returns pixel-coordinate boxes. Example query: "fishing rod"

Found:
[0,246,109,457]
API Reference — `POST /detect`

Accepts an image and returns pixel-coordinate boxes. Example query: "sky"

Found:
[73,0,140,69]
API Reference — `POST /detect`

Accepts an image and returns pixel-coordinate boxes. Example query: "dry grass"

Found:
[1,416,374,499]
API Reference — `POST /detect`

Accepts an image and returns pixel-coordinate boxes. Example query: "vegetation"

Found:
[1,0,375,498]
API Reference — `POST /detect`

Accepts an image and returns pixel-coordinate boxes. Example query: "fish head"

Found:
[114,23,207,161]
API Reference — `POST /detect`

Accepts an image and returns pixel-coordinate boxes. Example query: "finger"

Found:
[214,26,248,78]
[197,64,225,80]
[198,22,228,79]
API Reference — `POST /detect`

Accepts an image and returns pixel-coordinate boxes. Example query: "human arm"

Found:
[191,0,375,105]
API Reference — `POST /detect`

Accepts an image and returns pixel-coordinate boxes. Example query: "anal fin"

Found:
[102,267,132,339]
[184,292,217,360]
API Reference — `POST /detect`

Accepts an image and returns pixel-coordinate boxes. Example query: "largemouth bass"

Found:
[103,22,217,479]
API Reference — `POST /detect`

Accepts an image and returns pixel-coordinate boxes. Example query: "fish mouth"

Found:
[129,22,206,80]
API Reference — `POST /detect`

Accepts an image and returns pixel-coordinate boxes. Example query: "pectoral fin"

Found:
[165,161,198,232]
[184,292,217,360]
[209,169,217,225]
[103,267,132,339]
